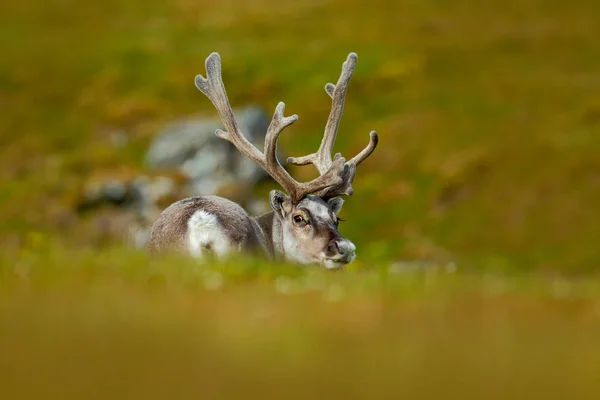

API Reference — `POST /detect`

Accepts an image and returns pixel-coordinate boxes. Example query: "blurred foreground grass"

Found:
[2,247,600,398]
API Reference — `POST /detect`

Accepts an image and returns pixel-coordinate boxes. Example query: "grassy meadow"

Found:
[2,0,600,397]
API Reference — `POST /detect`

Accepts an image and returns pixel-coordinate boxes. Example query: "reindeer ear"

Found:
[327,197,344,215]
[269,190,290,216]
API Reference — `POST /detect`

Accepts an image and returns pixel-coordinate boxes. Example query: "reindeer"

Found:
[147,52,378,269]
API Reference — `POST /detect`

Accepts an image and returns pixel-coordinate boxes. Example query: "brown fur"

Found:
[147,196,266,255]
[147,192,354,267]
[253,211,276,258]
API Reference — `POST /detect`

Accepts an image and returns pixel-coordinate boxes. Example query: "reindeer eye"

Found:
[293,215,305,224]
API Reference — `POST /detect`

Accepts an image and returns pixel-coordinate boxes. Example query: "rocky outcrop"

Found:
[78,105,276,248]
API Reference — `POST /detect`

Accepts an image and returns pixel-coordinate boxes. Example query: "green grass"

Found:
[2,0,600,269]
[2,247,600,399]
[2,0,600,397]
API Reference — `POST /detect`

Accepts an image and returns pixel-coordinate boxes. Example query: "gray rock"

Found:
[81,178,128,208]
[180,143,228,180]
[104,180,127,202]
[84,105,285,248]
[145,119,218,169]
[80,175,179,214]
[187,177,222,197]
[130,175,177,205]
[144,104,289,198]
[145,105,270,174]
[233,153,266,183]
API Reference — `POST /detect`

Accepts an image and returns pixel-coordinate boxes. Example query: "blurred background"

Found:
[2,0,600,271]
[2,0,600,398]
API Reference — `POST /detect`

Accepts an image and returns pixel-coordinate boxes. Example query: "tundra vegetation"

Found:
[1,0,600,398]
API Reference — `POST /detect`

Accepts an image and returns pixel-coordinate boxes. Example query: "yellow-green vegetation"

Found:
[2,247,600,398]
[2,0,600,397]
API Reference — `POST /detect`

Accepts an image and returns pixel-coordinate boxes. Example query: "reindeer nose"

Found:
[328,239,356,257]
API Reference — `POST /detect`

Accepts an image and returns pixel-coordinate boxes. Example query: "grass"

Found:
[2,0,600,269]
[2,0,600,397]
[2,246,600,399]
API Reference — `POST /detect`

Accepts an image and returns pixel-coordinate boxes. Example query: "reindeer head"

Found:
[269,191,354,268]
[195,52,378,269]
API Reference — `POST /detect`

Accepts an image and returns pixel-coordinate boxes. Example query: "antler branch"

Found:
[287,53,379,198]
[195,52,346,202]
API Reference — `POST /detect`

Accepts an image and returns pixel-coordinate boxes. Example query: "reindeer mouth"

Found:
[322,254,355,270]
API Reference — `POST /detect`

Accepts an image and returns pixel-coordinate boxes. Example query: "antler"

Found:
[287,53,379,198]
[195,52,348,203]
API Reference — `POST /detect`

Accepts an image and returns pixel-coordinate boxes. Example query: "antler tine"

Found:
[287,52,357,174]
[287,53,379,198]
[262,102,349,201]
[318,130,378,198]
[195,52,347,203]
[350,130,379,166]
[195,53,265,167]
[263,102,303,199]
